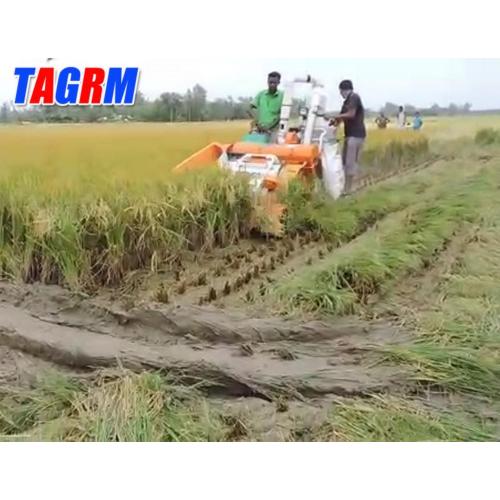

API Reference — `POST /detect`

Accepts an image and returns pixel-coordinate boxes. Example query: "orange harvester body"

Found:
[172,75,346,235]
[173,141,321,235]
[173,141,320,175]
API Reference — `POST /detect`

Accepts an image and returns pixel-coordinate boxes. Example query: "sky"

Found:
[1,58,499,111]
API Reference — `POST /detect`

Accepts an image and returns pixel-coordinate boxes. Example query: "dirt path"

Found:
[0,282,407,400]
[1,282,388,344]
[0,345,62,388]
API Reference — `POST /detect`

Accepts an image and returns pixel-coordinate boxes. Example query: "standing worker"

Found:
[397,106,406,128]
[412,111,423,131]
[329,80,366,195]
[248,71,284,143]
[375,112,390,129]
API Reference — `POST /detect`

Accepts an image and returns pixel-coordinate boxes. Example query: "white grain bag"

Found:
[321,142,345,199]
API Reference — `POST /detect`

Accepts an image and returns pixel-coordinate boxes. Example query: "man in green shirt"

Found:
[249,71,284,143]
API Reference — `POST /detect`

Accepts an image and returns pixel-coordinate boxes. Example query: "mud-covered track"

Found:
[0,285,406,401]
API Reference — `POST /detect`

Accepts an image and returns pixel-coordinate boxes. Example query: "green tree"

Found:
[381,102,400,116]
[448,103,459,115]
[190,84,207,121]
[0,102,8,122]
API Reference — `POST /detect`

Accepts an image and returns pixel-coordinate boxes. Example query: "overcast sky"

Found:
[1,58,499,111]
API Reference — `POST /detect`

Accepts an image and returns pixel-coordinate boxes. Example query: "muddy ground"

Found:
[0,282,409,400]
[0,278,413,441]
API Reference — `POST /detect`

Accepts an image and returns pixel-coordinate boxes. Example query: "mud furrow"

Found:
[372,223,481,319]
[0,282,383,345]
[0,301,405,400]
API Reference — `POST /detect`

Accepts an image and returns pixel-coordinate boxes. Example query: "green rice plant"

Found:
[0,168,255,289]
[383,344,500,399]
[315,396,495,442]
[0,371,234,442]
[0,372,83,435]
[276,164,500,314]
[380,220,500,399]
[361,131,430,172]
[284,161,437,240]
[474,128,500,145]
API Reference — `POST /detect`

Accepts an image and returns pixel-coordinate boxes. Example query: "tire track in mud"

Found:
[0,282,408,400]
[0,296,401,400]
[1,282,367,344]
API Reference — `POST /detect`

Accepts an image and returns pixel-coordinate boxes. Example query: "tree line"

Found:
[0,84,253,123]
[0,84,484,124]
[377,102,473,117]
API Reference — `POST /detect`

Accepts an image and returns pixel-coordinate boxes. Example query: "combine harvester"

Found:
[174,76,345,235]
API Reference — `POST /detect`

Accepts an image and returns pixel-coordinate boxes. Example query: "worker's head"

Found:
[339,80,353,99]
[267,72,281,93]
[399,106,404,112]
[415,111,420,116]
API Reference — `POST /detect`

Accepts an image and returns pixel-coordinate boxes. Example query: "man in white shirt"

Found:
[397,106,406,128]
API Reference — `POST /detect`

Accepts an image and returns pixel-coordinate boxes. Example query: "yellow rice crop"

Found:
[0,122,247,193]
[0,122,429,191]
[0,121,432,289]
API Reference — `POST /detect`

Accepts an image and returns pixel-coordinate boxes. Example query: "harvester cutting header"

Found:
[174,74,345,234]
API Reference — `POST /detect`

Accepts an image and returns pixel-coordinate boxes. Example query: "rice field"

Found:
[0,121,428,186]
[1,114,500,442]
[2,114,496,186]
[0,120,431,289]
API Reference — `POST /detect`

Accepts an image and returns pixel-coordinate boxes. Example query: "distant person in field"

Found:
[375,112,390,129]
[249,71,284,143]
[329,79,366,195]
[397,106,406,128]
[412,111,423,131]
